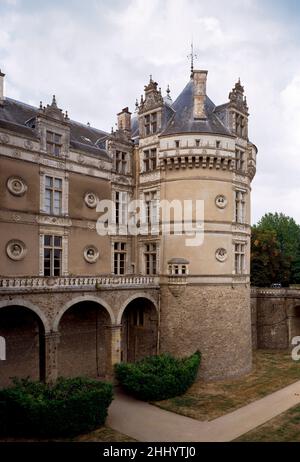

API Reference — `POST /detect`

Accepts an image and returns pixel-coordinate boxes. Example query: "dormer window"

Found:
[143,148,157,172]
[144,112,158,136]
[46,131,62,156]
[116,150,127,174]
[235,114,247,138]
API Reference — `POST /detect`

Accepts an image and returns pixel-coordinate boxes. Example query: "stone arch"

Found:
[0,301,47,387]
[53,295,115,331]
[117,293,158,325]
[55,296,114,379]
[0,299,50,333]
[119,294,159,363]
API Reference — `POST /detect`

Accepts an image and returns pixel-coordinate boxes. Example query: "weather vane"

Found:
[187,42,198,75]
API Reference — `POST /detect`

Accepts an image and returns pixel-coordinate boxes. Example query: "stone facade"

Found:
[251,288,300,350]
[160,285,252,380]
[0,67,257,385]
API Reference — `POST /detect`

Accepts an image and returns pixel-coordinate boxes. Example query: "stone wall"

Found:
[251,289,300,350]
[160,284,252,381]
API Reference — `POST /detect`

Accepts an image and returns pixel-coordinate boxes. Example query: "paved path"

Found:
[107,381,300,442]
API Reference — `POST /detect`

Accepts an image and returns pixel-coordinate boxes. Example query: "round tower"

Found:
[136,71,257,380]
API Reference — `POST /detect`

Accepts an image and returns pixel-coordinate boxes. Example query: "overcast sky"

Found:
[1,0,300,224]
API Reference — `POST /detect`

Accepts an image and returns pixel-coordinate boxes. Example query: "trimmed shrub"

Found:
[0,377,113,437]
[115,351,201,401]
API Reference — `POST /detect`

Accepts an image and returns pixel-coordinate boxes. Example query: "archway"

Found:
[121,297,158,363]
[0,305,46,388]
[57,300,112,378]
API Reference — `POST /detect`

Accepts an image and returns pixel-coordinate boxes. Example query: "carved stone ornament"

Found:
[6,240,27,261]
[84,192,98,208]
[7,176,28,196]
[215,194,227,209]
[215,248,228,262]
[24,139,33,149]
[84,246,99,263]
[0,133,10,143]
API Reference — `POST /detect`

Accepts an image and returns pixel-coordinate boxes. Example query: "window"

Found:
[175,140,180,149]
[144,191,158,227]
[235,243,246,275]
[144,112,158,136]
[235,190,246,223]
[43,235,62,276]
[115,191,128,225]
[168,263,189,275]
[216,140,221,149]
[195,139,200,147]
[114,242,126,275]
[235,149,245,171]
[143,149,157,172]
[144,243,157,275]
[116,151,127,174]
[44,176,62,215]
[235,114,246,138]
[46,131,62,156]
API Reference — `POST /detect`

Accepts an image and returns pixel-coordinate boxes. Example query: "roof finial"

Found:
[51,94,57,107]
[166,84,170,95]
[150,74,153,82]
[187,41,198,77]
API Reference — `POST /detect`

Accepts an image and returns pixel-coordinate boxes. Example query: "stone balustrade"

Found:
[0,275,160,293]
[251,287,300,298]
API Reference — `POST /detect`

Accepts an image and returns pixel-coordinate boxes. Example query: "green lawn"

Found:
[235,404,300,442]
[0,426,136,442]
[154,350,300,421]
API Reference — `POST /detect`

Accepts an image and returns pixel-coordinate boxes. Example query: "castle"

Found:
[0,66,257,386]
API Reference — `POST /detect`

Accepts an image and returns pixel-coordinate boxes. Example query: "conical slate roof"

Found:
[161,78,232,137]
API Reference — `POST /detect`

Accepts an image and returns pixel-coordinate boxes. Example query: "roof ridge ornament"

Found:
[51,94,57,108]
[187,42,198,78]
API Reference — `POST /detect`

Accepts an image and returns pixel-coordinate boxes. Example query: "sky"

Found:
[1,0,300,224]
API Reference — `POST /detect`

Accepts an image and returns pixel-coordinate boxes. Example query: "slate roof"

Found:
[161,79,232,137]
[0,98,110,160]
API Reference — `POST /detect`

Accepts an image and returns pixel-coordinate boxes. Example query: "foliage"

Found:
[0,377,113,437]
[251,213,300,286]
[257,213,300,258]
[115,352,201,401]
[251,227,291,287]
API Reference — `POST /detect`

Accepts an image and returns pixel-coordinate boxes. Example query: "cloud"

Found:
[0,0,299,223]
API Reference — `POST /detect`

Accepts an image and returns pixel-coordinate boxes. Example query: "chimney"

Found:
[0,70,5,105]
[193,70,208,119]
[117,107,131,132]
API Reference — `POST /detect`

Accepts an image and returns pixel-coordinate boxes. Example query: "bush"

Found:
[115,351,201,401]
[0,377,113,437]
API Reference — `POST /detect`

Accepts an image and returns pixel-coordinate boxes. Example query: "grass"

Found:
[154,350,300,421]
[235,405,300,442]
[0,426,136,442]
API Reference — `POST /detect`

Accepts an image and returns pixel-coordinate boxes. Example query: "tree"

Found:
[257,213,300,259]
[251,227,290,287]
[251,213,300,286]
[291,243,300,284]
